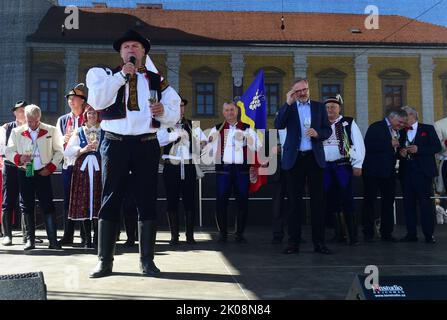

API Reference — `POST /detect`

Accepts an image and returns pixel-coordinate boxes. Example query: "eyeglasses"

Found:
[295,88,309,94]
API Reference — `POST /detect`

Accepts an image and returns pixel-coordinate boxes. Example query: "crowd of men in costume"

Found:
[0,29,445,278]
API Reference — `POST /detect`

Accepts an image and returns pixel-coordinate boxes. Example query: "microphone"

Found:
[126,56,136,81]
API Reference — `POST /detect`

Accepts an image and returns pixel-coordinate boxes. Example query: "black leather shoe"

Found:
[89,261,113,278]
[58,237,74,247]
[186,237,197,244]
[314,245,332,255]
[140,260,160,275]
[425,236,436,244]
[48,242,62,250]
[400,235,418,242]
[381,236,398,242]
[123,239,135,247]
[282,245,299,254]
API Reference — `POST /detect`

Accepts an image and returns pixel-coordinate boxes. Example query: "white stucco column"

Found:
[231,52,245,87]
[354,54,370,135]
[420,54,435,124]
[293,52,308,79]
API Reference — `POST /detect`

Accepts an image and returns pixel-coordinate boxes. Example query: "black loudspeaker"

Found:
[346,274,447,300]
[0,272,47,300]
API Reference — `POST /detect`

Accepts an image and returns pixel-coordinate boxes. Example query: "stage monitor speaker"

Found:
[0,272,47,300]
[346,274,447,300]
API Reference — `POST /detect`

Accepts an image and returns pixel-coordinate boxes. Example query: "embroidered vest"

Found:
[215,121,250,171]
[334,116,353,157]
[100,66,165,120]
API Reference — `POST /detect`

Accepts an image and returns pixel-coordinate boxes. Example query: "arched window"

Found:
[379,68,410,114]
[315,68,347,102]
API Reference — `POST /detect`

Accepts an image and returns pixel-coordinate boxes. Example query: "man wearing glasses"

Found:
[274,78,332,255]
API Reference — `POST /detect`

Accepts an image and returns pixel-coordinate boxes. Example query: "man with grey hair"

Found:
[362,108,408,242]
[398,106,441,243]
[5,104,64,250]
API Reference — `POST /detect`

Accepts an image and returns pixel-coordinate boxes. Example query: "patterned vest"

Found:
[100,66,166,120]
[215,121,250,172]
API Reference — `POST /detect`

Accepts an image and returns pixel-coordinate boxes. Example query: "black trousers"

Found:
[401,167,435,239]
[362,174,396,238]
[99,133,160,222]
[18,169,55,241]
[286,152,325,246]
[163,162,197,212]
[2,162,21,225]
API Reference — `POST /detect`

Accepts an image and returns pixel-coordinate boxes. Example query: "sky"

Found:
[58,0,447,27]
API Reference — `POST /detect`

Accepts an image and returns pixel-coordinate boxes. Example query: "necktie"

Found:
[127,74,140,111]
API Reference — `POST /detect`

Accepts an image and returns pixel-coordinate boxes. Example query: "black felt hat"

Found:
[11,100,27,112]
[113,29,151,54]
[65,83,87,100]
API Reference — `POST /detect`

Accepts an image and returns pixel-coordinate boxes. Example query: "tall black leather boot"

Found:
[167,211,179,245]
[185,210,196,244]
[23,213,35,251]
[89,220,118,278]
[82,220,93,248]
[215,207,228,242]
[345,212,359,245]
[1,210,13,246]
[92,219,98,248]
[44,214,61,249]
[235,210,248,243]
[138,220,160,275]
[21,212,27,244]
[58,209,75,246]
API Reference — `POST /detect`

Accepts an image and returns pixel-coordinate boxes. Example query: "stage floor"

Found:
[1,225,447,300]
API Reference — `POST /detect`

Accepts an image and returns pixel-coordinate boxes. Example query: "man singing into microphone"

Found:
[86,29,180,278]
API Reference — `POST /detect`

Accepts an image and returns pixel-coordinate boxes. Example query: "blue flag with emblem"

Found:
[237,69,267,193]
[238,70,266,130]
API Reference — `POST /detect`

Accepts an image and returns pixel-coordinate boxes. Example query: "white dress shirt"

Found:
[207,122,260,165]
[86,67,180,135]
[29,128,43,170]
[406,122,418,143]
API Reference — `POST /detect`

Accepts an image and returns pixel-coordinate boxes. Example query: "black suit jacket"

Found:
[274,100,331,170]
[363,119,399,178]
[398,123,441,178]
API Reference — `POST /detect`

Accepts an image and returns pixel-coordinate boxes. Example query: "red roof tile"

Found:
[28,6,447,46]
